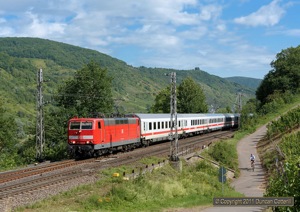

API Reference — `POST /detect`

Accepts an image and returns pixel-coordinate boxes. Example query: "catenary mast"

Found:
[36,68,45,161]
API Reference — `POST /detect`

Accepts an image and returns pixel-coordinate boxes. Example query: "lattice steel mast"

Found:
[169,72,179,161]
[236,92,243,113]
[234,91,243,129]
[36,68,45,161]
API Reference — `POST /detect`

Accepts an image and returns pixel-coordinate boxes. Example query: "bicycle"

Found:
[251,160,255,171]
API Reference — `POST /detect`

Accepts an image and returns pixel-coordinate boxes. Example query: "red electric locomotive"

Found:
[68,113,239,158]
[68,116,140,157]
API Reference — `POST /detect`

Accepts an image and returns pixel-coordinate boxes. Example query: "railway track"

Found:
[0,130,234,210]
[0,159,95,185]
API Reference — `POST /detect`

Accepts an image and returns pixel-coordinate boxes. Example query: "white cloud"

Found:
[284,29,300,36]
[139,43,273,78]
[0,27,14,36]
[24,11,66,37]
[179,25,208,40]
[199,4,223,21]
[234,0,285,27]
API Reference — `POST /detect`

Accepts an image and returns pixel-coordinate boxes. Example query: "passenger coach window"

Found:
[158,122,160,129]
[98,121,101,129]
[162,122,164,129]
[149,122,152,130]
[154,122,156,130]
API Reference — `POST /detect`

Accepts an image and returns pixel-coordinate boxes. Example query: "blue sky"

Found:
[0,0,299,79]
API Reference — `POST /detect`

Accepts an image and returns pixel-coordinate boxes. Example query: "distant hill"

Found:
[225,76,262,90]
[0,37,256,129]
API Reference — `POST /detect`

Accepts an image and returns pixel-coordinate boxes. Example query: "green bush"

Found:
[208,141,238,170]
[279,132,300,159]
[266,159,300,212]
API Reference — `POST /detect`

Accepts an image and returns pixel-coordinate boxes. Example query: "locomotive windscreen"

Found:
[70,122,80,129]
[69,121,93,130]
[81,122,93,129]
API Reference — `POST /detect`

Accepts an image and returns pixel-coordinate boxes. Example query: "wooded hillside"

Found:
[0,37,255,121]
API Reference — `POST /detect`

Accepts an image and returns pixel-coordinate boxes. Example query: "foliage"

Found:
[0,37,123,70]
[177,77,208,113]
[207,141,238,170]
[256,45,300,105]
[0,98,16,152]
[266,106,300,138]
[17,136,36,164]
[266,158,300,211]
[0,152,22,170]
[43,107,70,160]
[0,97,20,169]
[258,90,295,116]
[279,131,300,159]
[225,76,262,90]
[0,37,254,117]
[149,86,171,113]
[240,98,259,131]
[216,106,232,113]
[263,106,300,211]
[151,77,208,113]
[57,61,114,116]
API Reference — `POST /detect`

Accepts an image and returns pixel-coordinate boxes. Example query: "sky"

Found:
[0,0,299,79]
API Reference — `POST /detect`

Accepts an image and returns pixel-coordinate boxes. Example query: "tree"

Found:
[18,106,71,163]
[57,61,114,116]
[0,97,19,169]
[178,77,208,113]
[240,98,259,131]
[0,98,17,153]
[217,106,232,113]
[150,86,170,113]
[43,107,70,160]
[151,77,208,113]
[256,46,300,104]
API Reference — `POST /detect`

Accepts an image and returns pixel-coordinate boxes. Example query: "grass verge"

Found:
[17,156,243,212]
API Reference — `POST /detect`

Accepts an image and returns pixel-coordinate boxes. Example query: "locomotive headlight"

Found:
[72,141,76,144]
[86,141,90,144]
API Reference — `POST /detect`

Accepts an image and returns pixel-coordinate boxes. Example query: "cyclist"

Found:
[250,153,255,170]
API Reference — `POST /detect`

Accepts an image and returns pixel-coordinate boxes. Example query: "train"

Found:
[67,113,239,158]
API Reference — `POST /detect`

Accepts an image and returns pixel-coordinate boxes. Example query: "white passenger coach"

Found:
[135,113,239,144]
